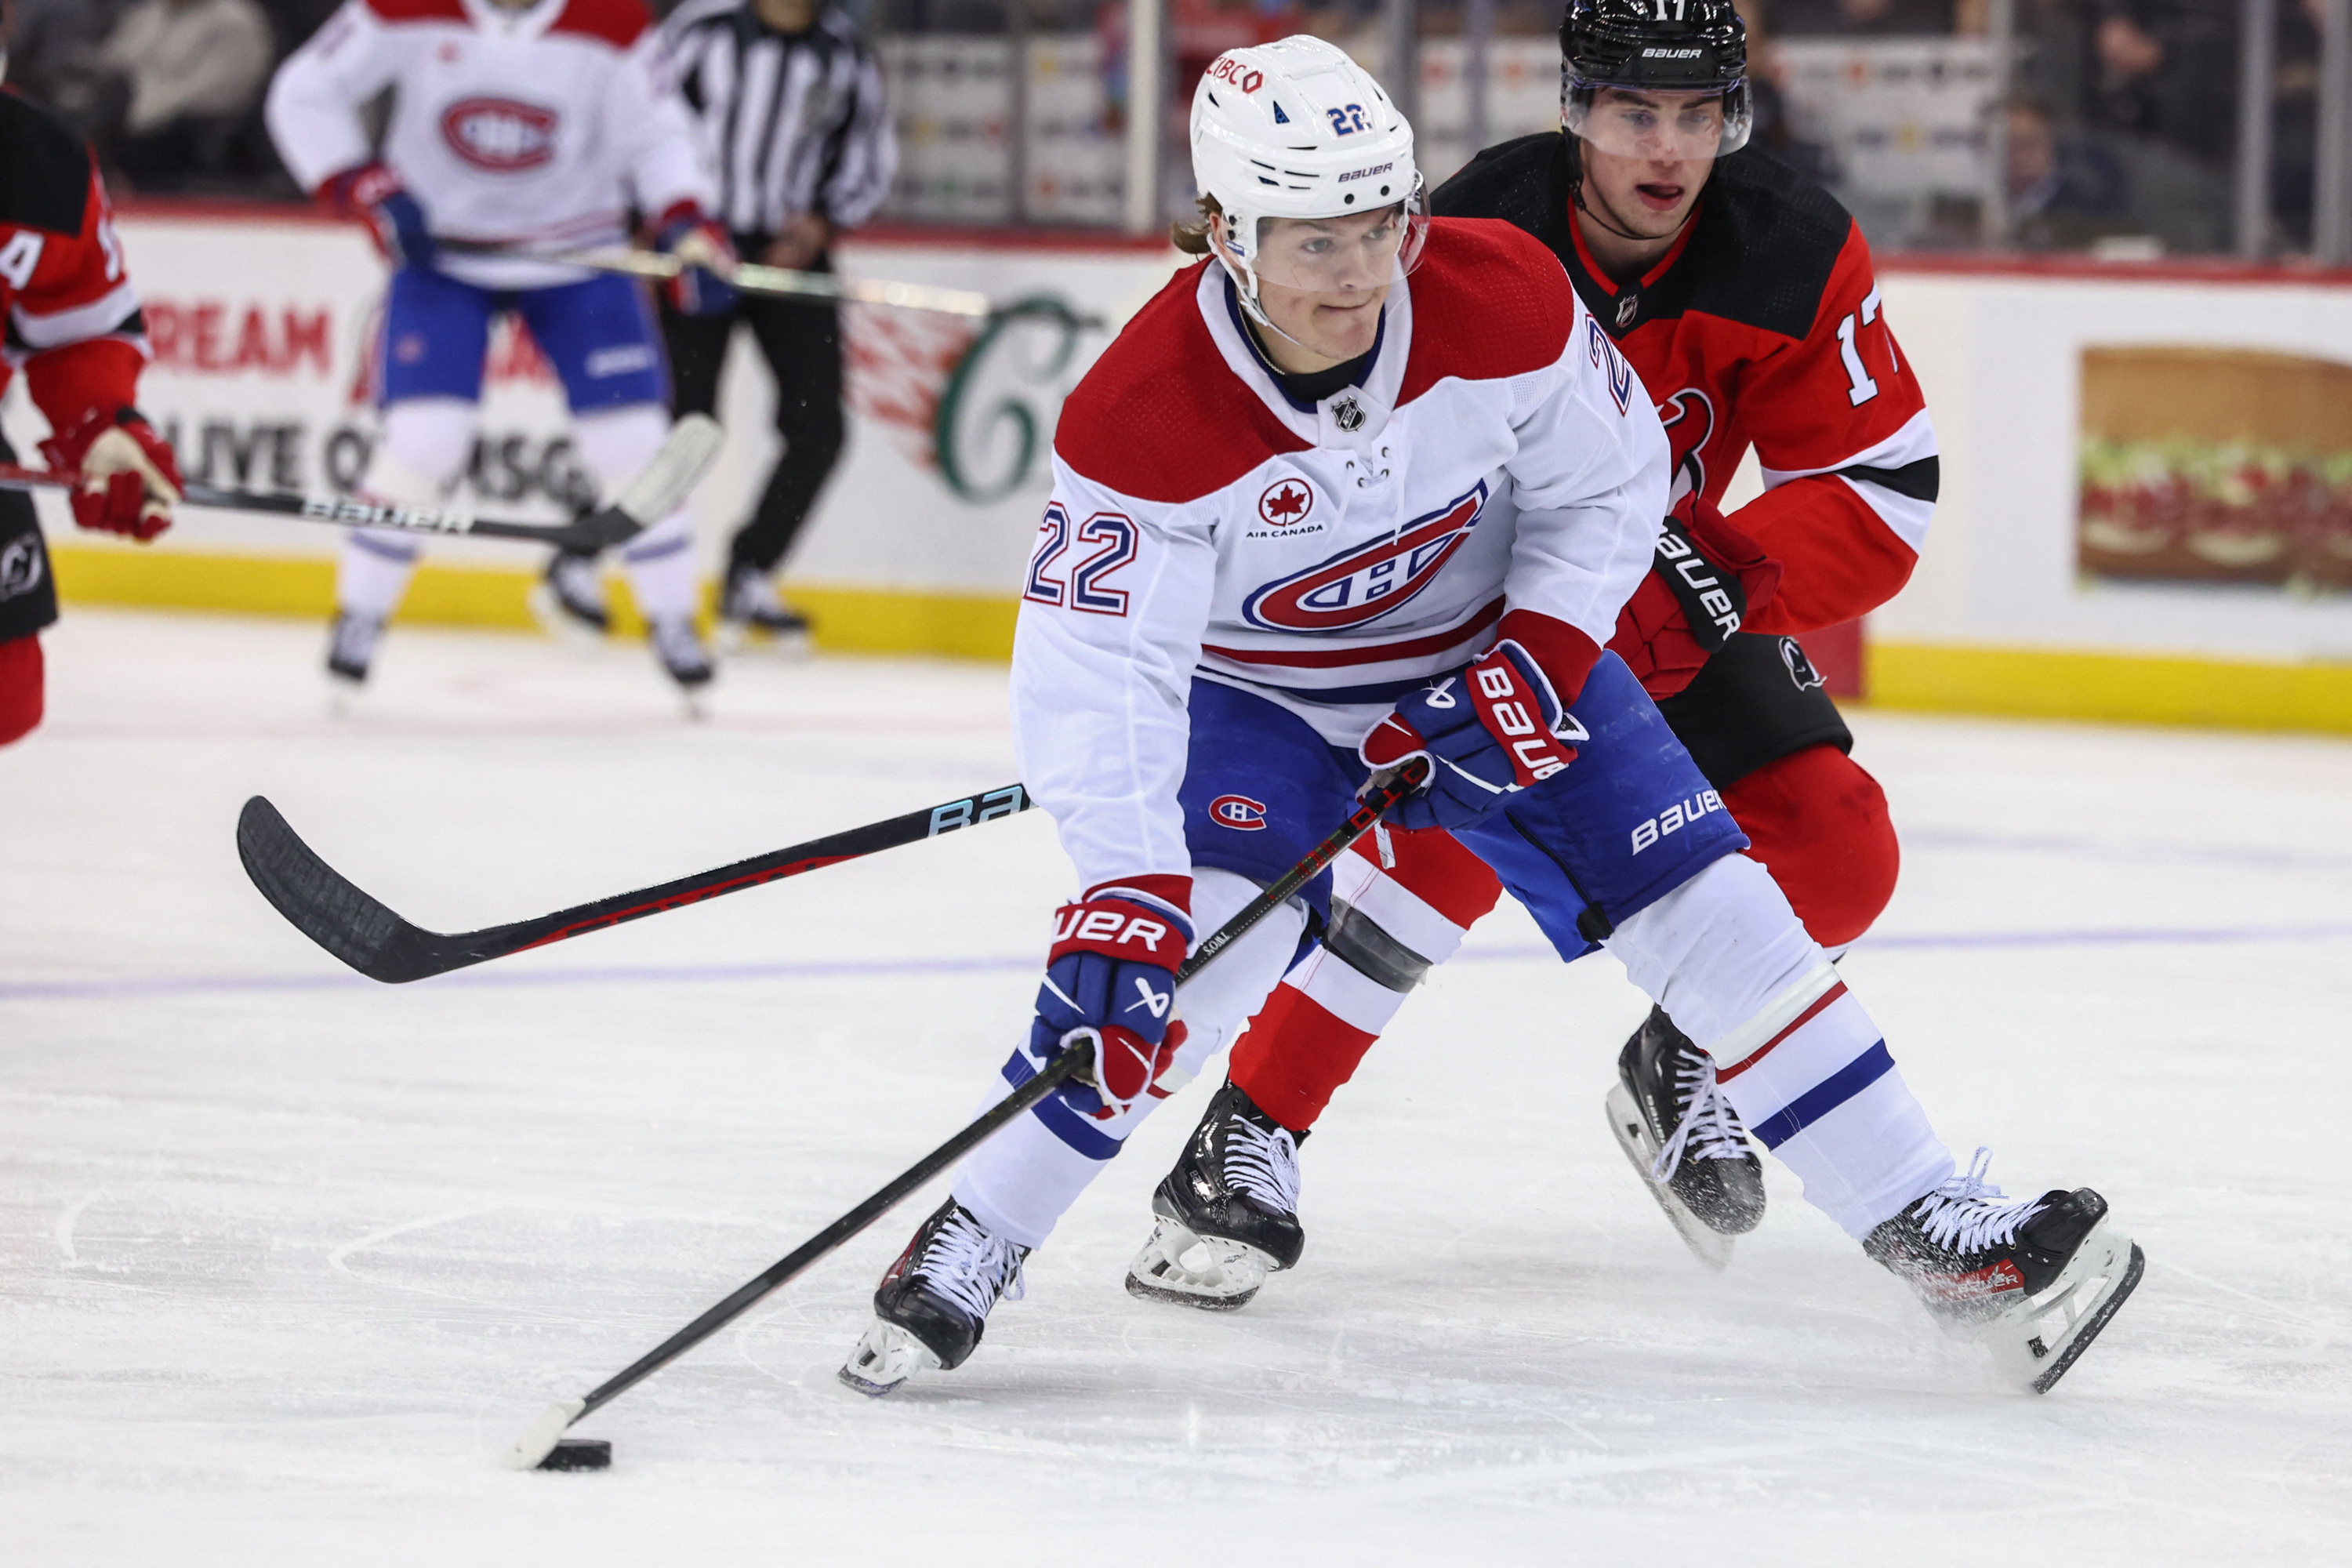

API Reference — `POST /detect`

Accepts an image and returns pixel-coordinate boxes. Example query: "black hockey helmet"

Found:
[1559,0,1752,159]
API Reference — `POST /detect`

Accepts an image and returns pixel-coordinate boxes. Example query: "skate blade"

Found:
[715,621,812,659]
[1990,1222,2145,1394]
[527,583,611,643]
[1123,1219,1270,1312]
[1605,1082,1736,1272]
[837,1319,941,1398]
[325,671,365,718]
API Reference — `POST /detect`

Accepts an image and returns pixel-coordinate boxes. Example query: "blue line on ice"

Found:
[3,922,2349,1003]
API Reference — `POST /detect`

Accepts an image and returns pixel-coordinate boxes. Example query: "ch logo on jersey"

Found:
[1258,478,1314,527]
[1657,387,1717,499]
[1208,794,1269,831]
[1241,482,1488,633]
[441,98,560,172]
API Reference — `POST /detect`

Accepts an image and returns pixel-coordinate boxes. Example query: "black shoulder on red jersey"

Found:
[1430,132,1856,343]
[0,91,96,238]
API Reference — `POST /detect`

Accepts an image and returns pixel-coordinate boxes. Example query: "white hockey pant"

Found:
[335,399,696,622]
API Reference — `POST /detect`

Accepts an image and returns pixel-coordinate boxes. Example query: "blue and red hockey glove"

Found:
[318,162,434,270]
[1609,491,1781,699]
[1359,638,1587,832]
[654,202,739,316]
[40,407,180,542]
[1031,884,1192,1118]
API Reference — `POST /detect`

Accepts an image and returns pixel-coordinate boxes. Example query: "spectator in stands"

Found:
[98,0,274,191]
[7,0,132,144]
[1770,0,1955,38]
[2086,0,2235,169]
[2004,95,2132,249]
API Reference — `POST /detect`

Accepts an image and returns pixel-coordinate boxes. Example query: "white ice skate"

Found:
[530,548,610,642]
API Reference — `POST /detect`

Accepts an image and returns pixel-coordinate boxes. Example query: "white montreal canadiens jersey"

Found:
[266,0,714,291]
[1013,220,1671,895]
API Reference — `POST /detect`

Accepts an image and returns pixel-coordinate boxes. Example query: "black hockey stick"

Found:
[238,783,1033,983]
[0,412,722,554]
[501,759,1429,1470]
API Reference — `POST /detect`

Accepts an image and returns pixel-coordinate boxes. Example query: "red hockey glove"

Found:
[654,202,739,316]
[1609,491,1782,699]
[40,408,181,543]
[1359,639,1585,832]
[1031,883,1192,1118]
[317,161,434,269]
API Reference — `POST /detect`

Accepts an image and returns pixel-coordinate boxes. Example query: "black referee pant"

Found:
[659,247,844,579]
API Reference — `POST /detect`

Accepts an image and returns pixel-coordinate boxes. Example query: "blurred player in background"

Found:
[0,48,182,747]
[636,0,895,650]
[838,38,2138,1401]
[1128,0,1941,1303]
[264,0,738,699]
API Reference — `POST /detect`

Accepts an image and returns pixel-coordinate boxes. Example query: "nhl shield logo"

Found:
[1330,394,1366,433]
[1242,482,1488,633]
[1616,292,1639,328]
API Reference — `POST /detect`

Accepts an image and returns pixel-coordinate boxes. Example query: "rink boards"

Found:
[5,207,2351,732]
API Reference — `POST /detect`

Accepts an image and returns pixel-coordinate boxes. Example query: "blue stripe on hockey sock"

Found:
[1748,1040,1896,1151]
[996,1047,1122,1160]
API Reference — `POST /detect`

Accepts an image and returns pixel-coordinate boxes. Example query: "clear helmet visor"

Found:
[1564,81,1752,162]
[1223,180,1430,297]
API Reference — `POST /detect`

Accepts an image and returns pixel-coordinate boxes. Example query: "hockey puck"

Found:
[536,1437,612,1472]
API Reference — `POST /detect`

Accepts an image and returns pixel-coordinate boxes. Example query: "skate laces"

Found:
[1224,1118,1302,1216]
[1650,1047,1749,1182]
[913,1207,1026,1321]
[1909,1148,2048,1255]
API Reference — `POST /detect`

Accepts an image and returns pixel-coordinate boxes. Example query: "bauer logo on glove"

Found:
[1359,639,1588,833]
[1032,886,1192,1118]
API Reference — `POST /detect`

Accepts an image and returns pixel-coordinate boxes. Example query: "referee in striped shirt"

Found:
[660,0,896,642]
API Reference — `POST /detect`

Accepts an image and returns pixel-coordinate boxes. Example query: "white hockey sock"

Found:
[1608,855,1955,1240]
[337,398,473,620]
[954,867,1308,1250]
[576,405,699,622]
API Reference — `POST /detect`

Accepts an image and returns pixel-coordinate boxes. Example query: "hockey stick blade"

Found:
[499,760,1428,1465]
[543,412,724,553]
[237,784,1033,984]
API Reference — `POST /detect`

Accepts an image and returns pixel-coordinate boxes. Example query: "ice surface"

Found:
[4,608,2349,1564]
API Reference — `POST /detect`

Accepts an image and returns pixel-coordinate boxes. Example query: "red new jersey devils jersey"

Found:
[1432,137,1935,635]
[0,91,148,437]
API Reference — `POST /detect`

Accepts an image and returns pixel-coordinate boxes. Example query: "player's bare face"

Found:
[1223,209,1403,372]
[1575,89,1720,260]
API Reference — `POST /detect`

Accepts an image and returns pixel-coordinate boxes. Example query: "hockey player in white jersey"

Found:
[266,0,737,695]
[840,37,2141,1399]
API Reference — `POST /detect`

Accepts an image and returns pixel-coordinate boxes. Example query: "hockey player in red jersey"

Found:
[0,74,182,748]
[839,37,2139,1402]
[1128,0,1944,1298]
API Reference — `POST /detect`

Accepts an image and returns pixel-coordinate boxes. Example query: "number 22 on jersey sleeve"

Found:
[1025,503,1140,616]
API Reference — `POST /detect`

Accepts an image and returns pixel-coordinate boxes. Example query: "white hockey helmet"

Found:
[1189,36,1427,330]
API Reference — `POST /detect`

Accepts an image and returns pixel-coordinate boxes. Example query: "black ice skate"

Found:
[1126,1077,1305,1312]
[1864,1149,2144,1393]
[1604,1005,1766,1270]
[717,561,811,655]
[840,1198,1027,1397]
[532,546,611,637]
[325,610,383,691]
